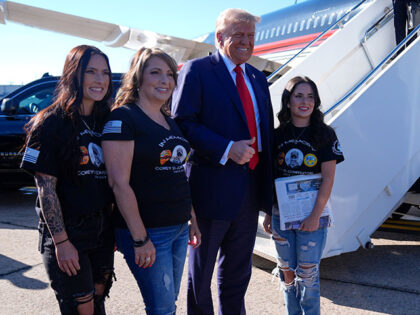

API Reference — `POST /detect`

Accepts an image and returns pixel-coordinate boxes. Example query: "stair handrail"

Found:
[325,24,420,116]
[267,0,368,83]
[361,6,395,67]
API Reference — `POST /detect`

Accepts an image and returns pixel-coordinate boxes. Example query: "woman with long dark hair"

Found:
[21,45,115,315]
[263,76,344,315]
[102,48,201,315]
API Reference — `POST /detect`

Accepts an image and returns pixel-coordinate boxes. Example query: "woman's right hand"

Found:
[55,240,80,276]
[134,240,156,268]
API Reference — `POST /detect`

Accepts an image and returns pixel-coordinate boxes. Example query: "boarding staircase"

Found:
[255,0,420,259]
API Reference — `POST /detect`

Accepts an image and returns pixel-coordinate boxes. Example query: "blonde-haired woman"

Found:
[102,48,200,315]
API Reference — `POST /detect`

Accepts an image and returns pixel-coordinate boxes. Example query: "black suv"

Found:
[0,73,121,189]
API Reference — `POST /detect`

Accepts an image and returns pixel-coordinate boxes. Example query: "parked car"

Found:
[0,73,122,189]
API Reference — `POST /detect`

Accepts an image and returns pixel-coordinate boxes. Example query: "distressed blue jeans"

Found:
[115,223,189,315]
[272,207,327,315]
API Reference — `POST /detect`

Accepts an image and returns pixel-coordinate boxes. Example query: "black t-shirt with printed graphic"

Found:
[274,123,344,178]
[101,103,191,228]
[21,111,113,222]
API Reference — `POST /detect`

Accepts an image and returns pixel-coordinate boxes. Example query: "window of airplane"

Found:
[271,28,276,38]
[321,14,327,27]
[337,10,344,21]
[344,10,351,21]
[265,30,270,39]
[328,13,335,25]
[281,24,286,35]
[287,23,292,34]
[300,20,305,31]
[313,16,320,28]
[293,21,298,33]
[306,18,312,30]
[276,26,280,37]
[259,30,264,41]
[256,32,260,41]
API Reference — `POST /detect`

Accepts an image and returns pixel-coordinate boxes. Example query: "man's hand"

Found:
[55,240,80,276]
[263,214,272,234]
[189,218,202,249]
[228,138,255,165]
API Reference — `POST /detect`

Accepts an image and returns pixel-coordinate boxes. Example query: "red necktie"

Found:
[234,65,259,170]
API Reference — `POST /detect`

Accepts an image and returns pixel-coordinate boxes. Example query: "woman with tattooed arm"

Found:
[21,45,115,315]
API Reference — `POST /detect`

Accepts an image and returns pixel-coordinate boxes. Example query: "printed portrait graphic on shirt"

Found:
[170,145,187,164]
[285,148,304,168]
[88,143,104,167]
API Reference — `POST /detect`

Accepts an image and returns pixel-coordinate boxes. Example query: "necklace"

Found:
[81,116,96,132]
[291,125,307,142]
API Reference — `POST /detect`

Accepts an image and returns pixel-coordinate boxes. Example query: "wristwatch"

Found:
[133,235,150,248]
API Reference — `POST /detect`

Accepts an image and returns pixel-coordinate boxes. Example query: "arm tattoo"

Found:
[35,174,65,235]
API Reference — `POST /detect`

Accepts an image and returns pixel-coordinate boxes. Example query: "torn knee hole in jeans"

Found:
[272,234,290,246]
[74,292,94,306]
[279,270,295,292]
[94,269,115,298]
[296,263,318,288]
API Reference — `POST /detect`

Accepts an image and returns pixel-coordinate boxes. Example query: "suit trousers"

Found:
[187,166,260,315]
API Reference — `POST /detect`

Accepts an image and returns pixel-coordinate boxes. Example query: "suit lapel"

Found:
[210,52,248,127]
[246,65,269,147]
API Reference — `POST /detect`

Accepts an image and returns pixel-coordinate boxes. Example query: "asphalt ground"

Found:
[1,188,419,315]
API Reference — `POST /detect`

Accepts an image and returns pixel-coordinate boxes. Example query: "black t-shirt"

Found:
[21,111,113,222]
[101,103,191,228]
[274,124,344,178]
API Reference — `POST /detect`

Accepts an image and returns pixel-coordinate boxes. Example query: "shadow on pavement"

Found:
[0,187,38,230]
[320,232,420,314]
[0,254,48,290]
[253,230,420,314]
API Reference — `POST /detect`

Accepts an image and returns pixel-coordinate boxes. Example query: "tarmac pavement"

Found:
[1,188,419,315]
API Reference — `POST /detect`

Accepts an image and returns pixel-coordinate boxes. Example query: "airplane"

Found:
[0,0,363,72]
[199,0,363,64]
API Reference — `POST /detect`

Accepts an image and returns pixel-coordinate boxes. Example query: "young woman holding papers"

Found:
[263,76,344,315]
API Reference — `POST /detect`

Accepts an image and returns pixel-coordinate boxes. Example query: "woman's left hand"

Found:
[299,214,320,232]
[188,218,202,249]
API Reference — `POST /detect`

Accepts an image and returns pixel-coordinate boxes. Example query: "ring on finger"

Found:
[145,257,151,262]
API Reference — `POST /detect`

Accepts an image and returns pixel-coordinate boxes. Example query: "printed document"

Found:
[275,174,333,230]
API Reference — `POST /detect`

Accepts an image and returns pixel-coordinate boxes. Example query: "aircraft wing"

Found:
[0,0,280,72]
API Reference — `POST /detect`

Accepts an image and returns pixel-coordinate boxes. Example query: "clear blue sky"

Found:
[0,0,297,85]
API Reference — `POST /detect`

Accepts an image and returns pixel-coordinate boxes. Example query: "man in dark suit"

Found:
[393,0,409,45]
[172,8,274,315]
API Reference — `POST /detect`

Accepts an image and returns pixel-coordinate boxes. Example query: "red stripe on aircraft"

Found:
[253,30,336,56]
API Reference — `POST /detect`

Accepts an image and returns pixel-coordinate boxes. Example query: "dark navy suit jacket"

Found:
[172,51,274,220]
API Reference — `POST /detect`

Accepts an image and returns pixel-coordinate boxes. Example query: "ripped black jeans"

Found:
[39,211,115,315]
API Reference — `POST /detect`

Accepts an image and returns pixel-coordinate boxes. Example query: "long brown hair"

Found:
[277,76,332,149]
[24,45,113,180]
[114,48,178,115]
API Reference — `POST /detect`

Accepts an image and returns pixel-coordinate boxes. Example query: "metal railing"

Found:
[325,24,420,116]
[361,6,395,68]
[267,0,368,84]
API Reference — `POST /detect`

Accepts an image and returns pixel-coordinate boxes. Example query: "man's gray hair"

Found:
[215,8,261,48]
